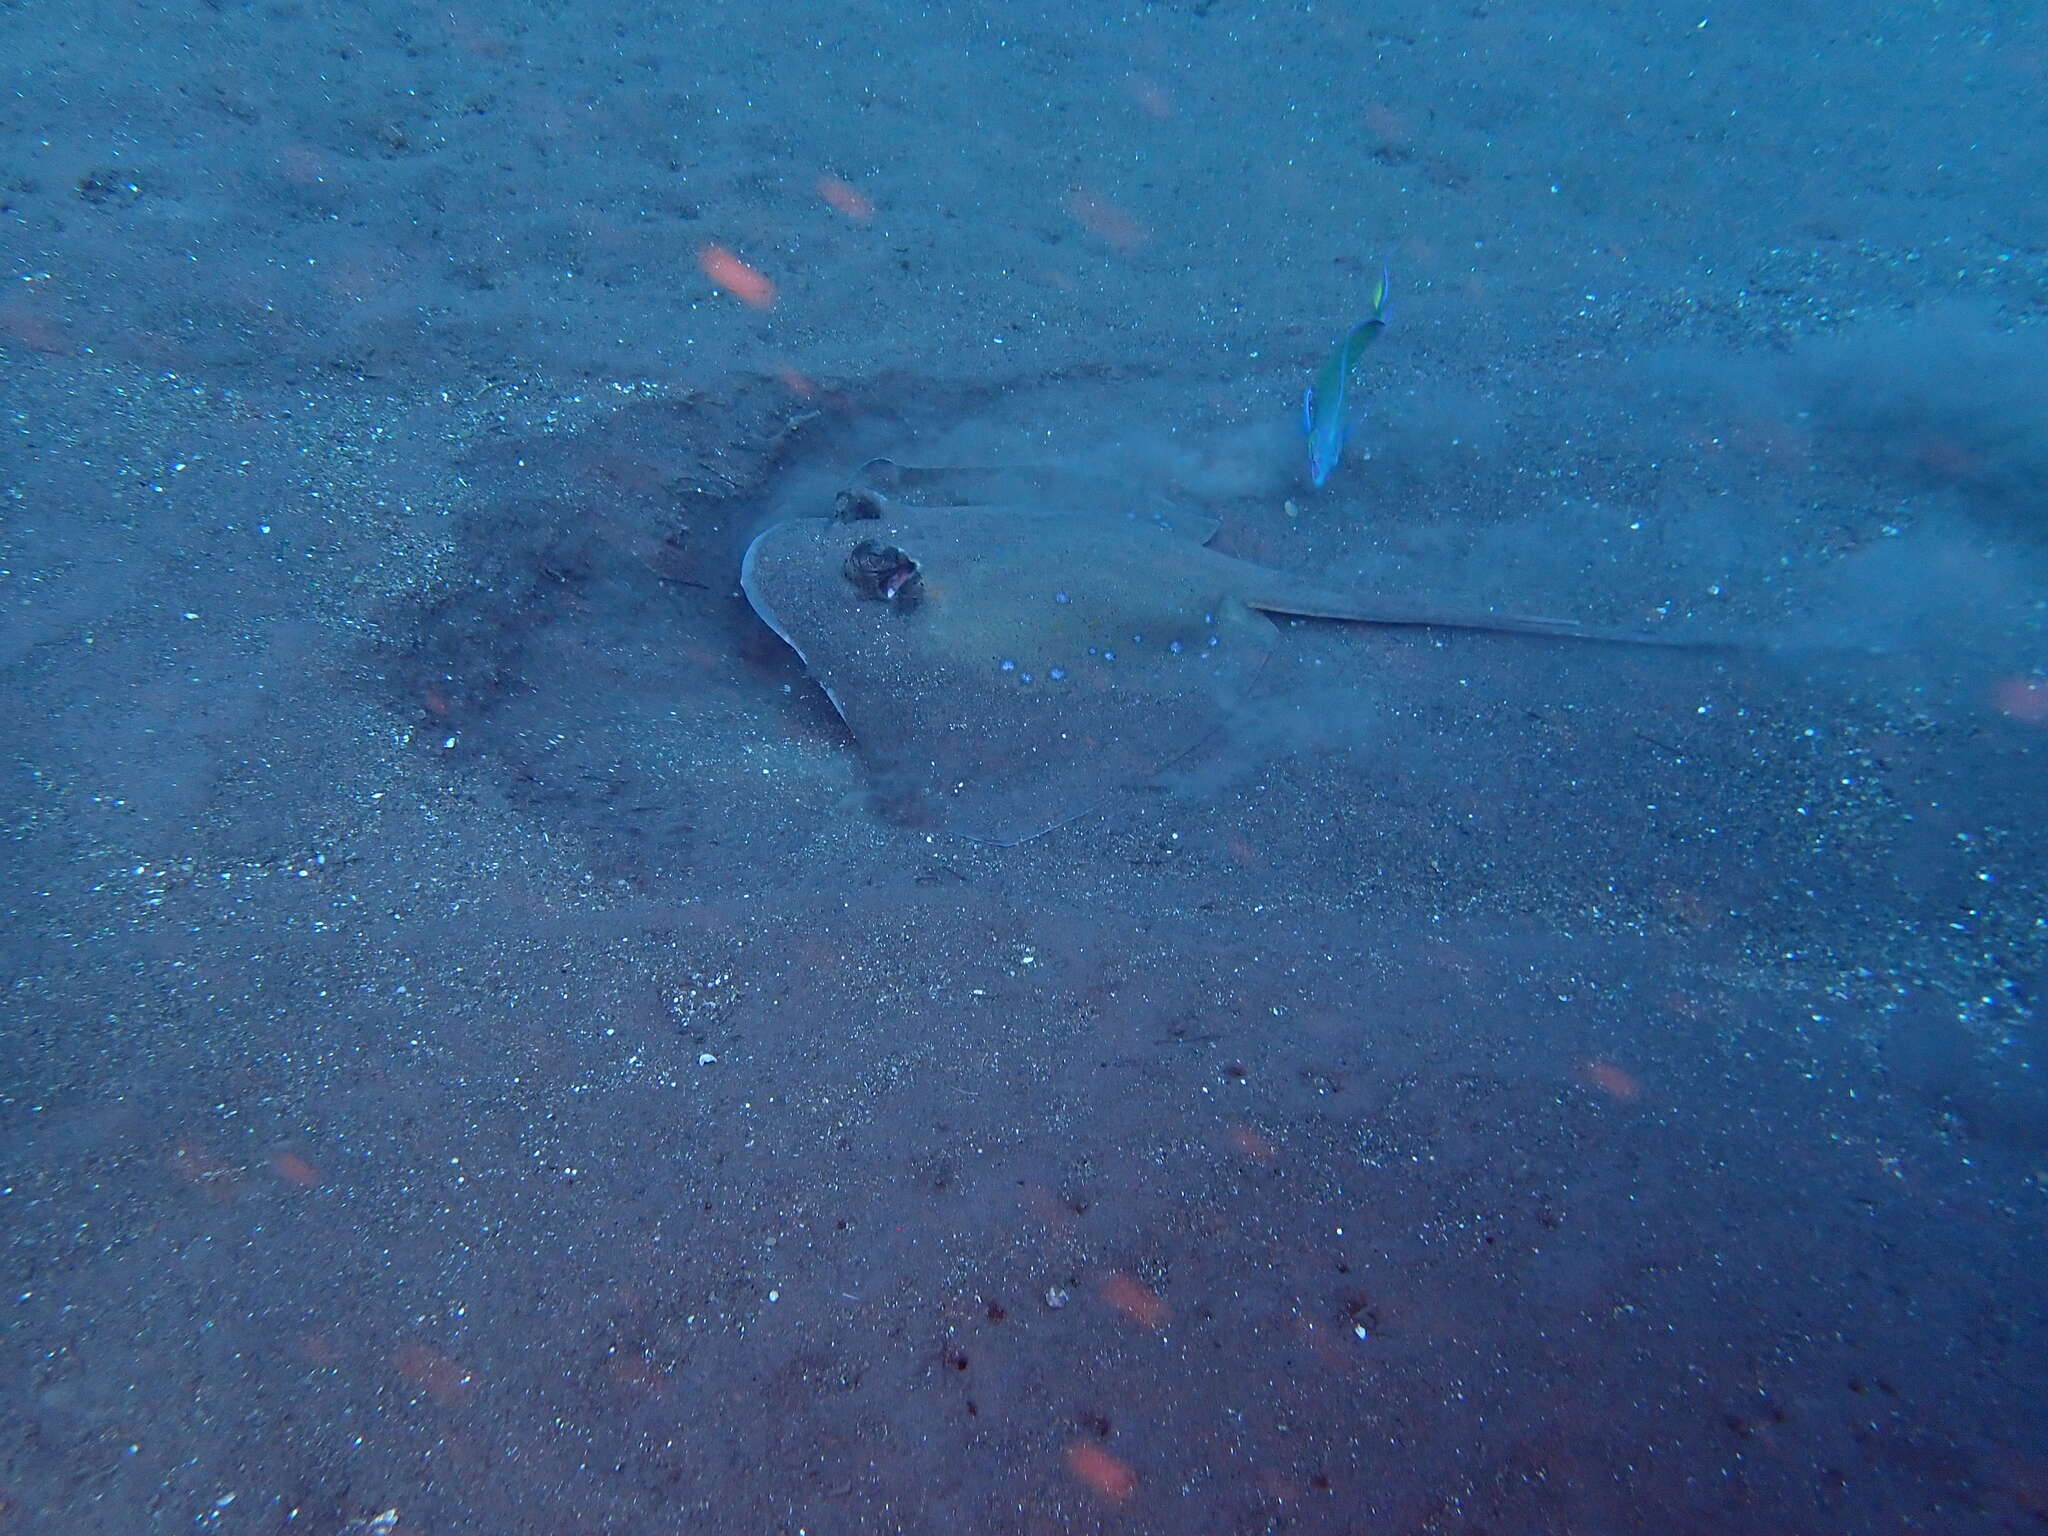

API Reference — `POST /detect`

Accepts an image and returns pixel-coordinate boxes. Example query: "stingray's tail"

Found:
[1241,583,1715,648]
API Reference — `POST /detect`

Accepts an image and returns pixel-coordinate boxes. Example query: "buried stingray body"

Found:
[740,461,1677,844]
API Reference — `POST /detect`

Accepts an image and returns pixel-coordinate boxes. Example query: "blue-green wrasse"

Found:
[1303,267,1392,488]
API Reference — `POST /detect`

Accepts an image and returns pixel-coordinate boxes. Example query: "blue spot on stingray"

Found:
[1050,667,1066,681]
[1000,659,1016,672]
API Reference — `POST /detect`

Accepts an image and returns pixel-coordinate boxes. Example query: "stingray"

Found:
[741,459,1672,844]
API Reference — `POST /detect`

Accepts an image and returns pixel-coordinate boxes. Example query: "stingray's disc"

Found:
[742,510,1276,842]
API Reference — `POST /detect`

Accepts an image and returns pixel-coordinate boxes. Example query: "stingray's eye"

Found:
[843,539,923,609]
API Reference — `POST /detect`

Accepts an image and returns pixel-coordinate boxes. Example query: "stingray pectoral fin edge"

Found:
[738,527,803,657]
[740,522,846,700]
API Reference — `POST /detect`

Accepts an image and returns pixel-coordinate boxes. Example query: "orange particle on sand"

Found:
[270,1151,322,1187]
[605,1353,667,1393]
[1582,1059,1643,1101]
[775,366,816,398]
[393,1342,477,1406]
[816,175,874,222]
[1226,1123,1279,1164]
[1066,1442,1138,1503]
[1125,75,1173,119]
[1993,675,2048,724]
[274,142,348,190]
[698,244,776,309]
[1101,1272,1169,1330]
[1364,102,1410,148]
[1065,189,1148,254]
[0,302,72,355]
